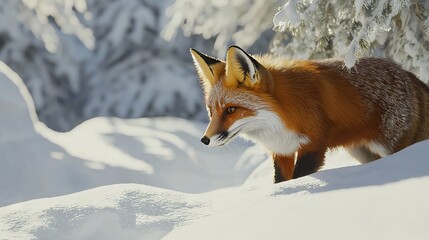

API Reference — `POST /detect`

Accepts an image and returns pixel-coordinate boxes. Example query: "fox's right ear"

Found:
[190,48,222,93]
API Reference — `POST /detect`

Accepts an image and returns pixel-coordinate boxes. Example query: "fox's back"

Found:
[271,57,429,152]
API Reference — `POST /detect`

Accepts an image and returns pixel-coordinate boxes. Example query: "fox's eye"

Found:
[226,106,237,114]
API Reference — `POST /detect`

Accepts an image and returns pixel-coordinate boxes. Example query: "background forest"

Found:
[1,0,428,131]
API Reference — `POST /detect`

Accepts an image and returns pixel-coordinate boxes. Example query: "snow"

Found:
[270,0,429,82]
[273,0,301,30]
[166,174,429,240]
[4,0,428,133]
[163,0,275,56]
[1,62,429,239]
[0,0,217,132]
[0,61,263,206]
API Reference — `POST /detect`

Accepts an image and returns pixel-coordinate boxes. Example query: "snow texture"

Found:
[1,54,429,240]
[273,0,301,29]
[167,0,429,83]
[2,0,428,132]
[163,0,276,57]
[271,0,429,82]
[0,61,264,206]
[0,0,217,131]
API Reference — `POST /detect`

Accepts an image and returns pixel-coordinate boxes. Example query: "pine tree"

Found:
[0,0,212,131]
[273,0,429,82]
[0,0,93,131]
[166,0,429,83]
[162,0,277,57]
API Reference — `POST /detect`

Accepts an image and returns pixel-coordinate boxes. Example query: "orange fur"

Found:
[191,46,429,183]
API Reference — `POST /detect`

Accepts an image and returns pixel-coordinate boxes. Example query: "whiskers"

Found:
[219,124,245,146]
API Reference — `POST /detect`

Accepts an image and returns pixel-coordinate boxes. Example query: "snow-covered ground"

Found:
[0,61,263,207]
[1,61,428,240]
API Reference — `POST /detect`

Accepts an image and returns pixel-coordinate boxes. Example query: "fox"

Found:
[190,45,429,183]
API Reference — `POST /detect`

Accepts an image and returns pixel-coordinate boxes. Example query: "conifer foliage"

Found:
[0,0,210,131]
[1,0,428,130]
[272,0,429,82]
[167,0,429,82]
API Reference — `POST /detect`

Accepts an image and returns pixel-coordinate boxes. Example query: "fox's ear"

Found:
[190,48,222,92]
[226,45,261,88]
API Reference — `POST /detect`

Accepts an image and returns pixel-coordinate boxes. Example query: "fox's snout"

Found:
[200,119,222,146]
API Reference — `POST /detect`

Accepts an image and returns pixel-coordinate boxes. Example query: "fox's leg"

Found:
[272,154,295,183]
[292,150,326,179]
[347,145,380,164]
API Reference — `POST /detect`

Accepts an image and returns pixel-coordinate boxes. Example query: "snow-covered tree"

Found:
[80,0,210,123]
[166,0,429,83]
[3,0,428,131]
[163,0,277,57]
[273,0,429,82]
[0,0,213,131]
[0,0,94,131]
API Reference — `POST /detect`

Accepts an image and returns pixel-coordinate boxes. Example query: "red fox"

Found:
[190,45,429,183]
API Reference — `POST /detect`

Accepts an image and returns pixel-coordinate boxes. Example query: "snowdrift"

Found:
[1,61,428,240]
[0,61,264,206]
[1,141,428,240]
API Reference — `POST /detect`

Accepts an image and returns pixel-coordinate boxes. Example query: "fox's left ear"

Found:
[190,48,222,94]
[226,45,262,88]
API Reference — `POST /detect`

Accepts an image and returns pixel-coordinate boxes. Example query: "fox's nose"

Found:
[201,136,210,145]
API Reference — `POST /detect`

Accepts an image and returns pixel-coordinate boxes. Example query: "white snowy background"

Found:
[1,1,429,240]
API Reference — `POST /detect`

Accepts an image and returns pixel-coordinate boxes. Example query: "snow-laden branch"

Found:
[163,0,278,56]
[272,0,429,82]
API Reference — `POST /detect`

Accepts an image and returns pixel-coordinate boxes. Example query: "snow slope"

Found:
[166,141,429,240]
[1,61,428,239]
[0,61,264,206]
[1,142,428,240]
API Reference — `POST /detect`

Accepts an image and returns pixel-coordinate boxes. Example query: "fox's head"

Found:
[190,45,284,149]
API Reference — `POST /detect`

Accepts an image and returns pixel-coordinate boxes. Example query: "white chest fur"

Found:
[241,110,308,156]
